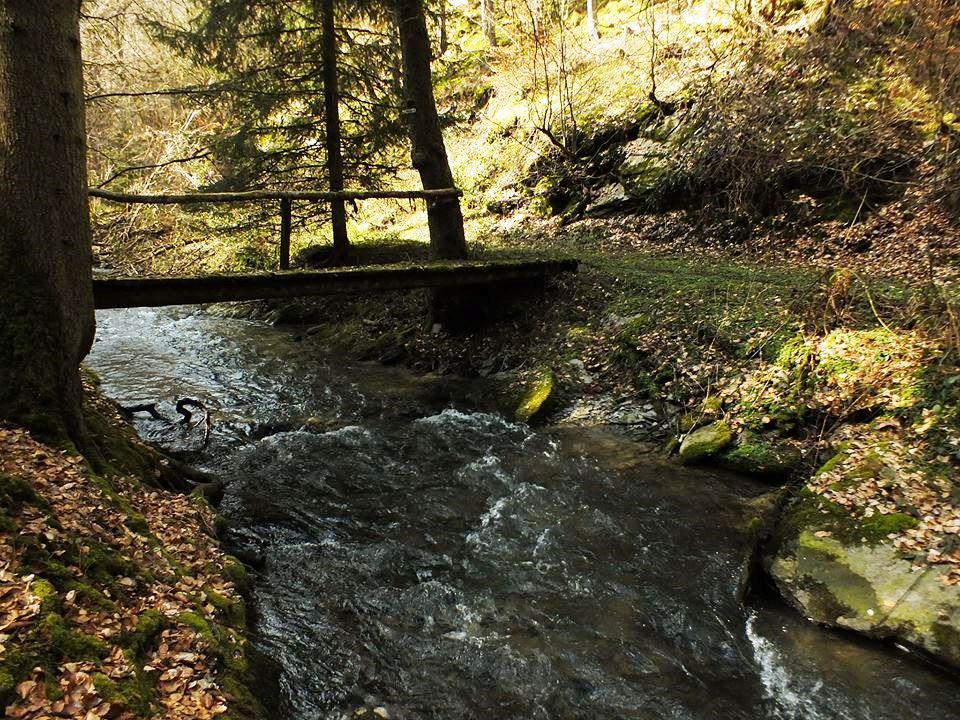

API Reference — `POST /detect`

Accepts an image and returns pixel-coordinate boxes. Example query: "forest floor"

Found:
[0,386,266,719]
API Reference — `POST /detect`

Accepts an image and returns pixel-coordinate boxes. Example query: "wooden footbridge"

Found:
[89,188,577,310]
[92,259,578,309]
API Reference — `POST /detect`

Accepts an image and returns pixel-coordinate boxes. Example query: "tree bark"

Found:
[319,0,349,261]
[395,0,467,260]
[587,0,599,42]
[439,0,448,55]
[481,0,498,47]
[0,1,96,446]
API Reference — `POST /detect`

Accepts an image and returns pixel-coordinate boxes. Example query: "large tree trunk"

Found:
[0,1,96,446]
[319,0,349,261]
[396,0,467,260]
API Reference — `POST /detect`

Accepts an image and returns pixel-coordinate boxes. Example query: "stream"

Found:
[87,306,960,720]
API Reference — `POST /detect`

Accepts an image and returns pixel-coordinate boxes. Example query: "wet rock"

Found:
[678,421,733,463]
[515,368,554,423]
[768,524,960,669]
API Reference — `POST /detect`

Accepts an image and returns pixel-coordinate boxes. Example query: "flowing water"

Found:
[87,306,960,720]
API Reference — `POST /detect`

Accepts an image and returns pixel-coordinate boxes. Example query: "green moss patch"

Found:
[515,368,554,423]
[0,472,50,513]
[718,433,802,480]
[39,613,109,662]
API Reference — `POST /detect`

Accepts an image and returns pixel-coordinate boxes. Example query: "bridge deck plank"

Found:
[93,259,578,309]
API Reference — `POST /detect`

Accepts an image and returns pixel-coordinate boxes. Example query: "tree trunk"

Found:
[439,0,448,55]
[396,0,467,260]
[587,0,599,42]
[319,0,349,261]
[481,0,498,47]
[0,1,95,446]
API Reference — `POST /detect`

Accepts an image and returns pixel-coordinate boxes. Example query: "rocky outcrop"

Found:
[768,509,960,669]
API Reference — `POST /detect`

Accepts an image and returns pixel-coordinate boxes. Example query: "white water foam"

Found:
[745,611,848,720]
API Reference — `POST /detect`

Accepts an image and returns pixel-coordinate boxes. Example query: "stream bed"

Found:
[87,306,960,720]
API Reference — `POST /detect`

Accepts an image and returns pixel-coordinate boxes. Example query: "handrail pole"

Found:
[88,187,463,204]
[279,198,292,270]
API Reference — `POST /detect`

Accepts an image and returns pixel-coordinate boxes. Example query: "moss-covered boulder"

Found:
[768,503,960,669]
[618,141,671,197]
[515,368,554,423]
[717,432,803,481]
[678,421,733,464]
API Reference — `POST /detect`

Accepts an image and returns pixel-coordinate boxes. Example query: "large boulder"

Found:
[768,504,960,669]
[678,421,734,463]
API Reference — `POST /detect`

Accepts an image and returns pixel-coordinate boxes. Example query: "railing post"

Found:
[279,198,292,270]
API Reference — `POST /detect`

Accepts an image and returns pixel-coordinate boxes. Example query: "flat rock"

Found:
[769,527,960,669]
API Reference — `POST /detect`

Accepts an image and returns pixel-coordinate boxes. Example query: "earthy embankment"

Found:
[0,388,269,719]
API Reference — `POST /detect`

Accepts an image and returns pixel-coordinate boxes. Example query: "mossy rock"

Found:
[206,589,246,629]
[678,421,733,464]
[768,524,960,669]
[618,150,671,197]
[717,432,802,481]
[515,369,554,423]
[222,555,251,594]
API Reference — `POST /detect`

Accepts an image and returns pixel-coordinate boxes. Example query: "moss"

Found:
[782,486,920,548]
[177,611,217,645]
[0,669,15,699]
[39,613,108,662]
[775,333,814,370]
[67,582,117,613]
[31,578,59,613]
[515,368,555,423]
[221,670,269,720]
[719,434,801,480]
[222,556,251,594]
[678,421,734,463]
[702,396,723,414]
[124,512,151,536]
[206,589,246,629]
[780,487,860,544]
[92,671,157,717]
[127,609,166,657]
[814,445,851,476]
[81,539,137,587]
[859,512,919,542]
[0,472,50,512]
[175,610,272,719]
[0,648,34,708]
[0,509,16,533]
[745,516,765,538]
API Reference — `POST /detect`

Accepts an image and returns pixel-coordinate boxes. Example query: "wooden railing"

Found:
[88,187,463,270]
